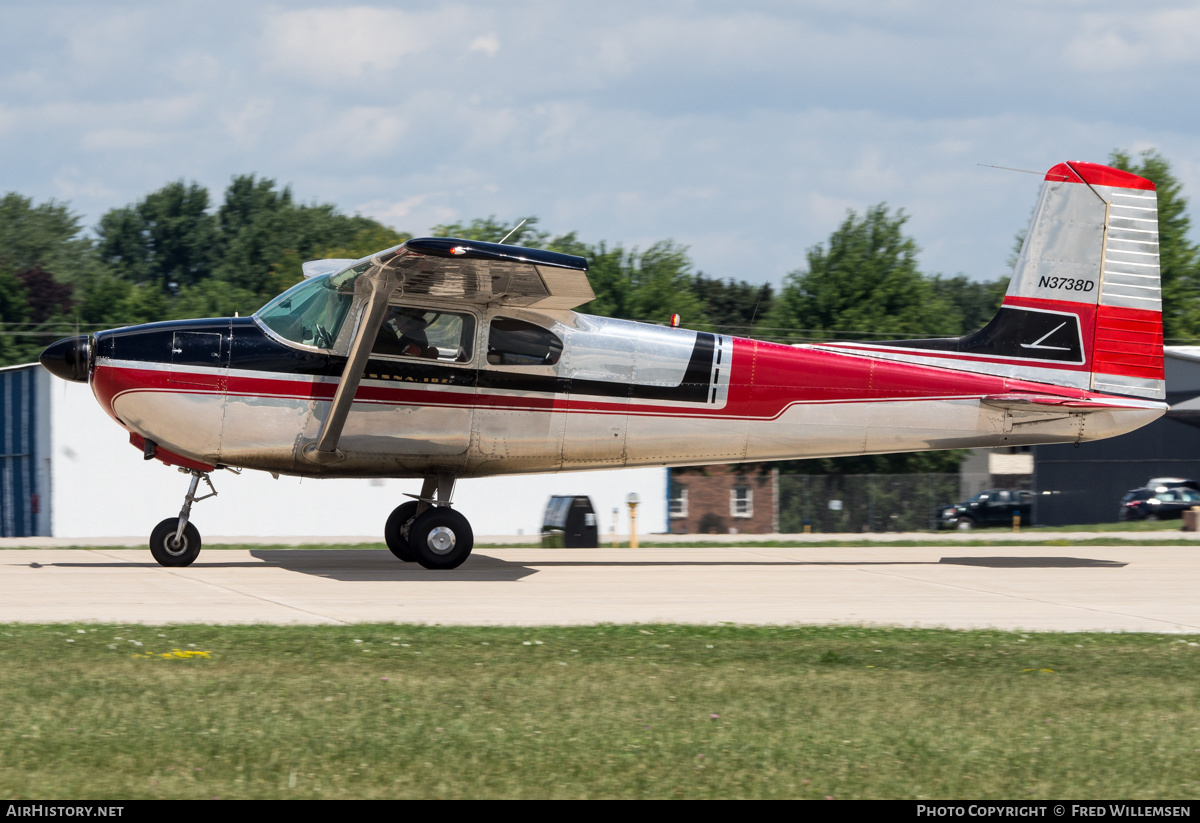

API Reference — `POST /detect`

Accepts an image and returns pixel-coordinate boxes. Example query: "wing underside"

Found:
[379,237,593,310]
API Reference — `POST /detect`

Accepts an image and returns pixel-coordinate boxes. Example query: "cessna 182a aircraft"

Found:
[40,160,1166,569]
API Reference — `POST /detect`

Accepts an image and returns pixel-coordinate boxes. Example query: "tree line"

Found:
[2,150,1195,473]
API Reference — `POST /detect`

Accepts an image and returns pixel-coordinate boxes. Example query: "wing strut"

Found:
[303,272,396,465]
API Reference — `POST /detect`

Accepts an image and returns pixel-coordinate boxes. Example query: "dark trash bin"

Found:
[542,495,599,548]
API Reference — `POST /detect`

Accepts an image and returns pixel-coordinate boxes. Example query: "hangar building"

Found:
[1033,347,1200,525]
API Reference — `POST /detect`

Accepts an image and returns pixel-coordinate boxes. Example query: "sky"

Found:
[4,1,1200,290]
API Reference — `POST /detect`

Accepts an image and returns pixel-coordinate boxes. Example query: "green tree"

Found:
[578,241,707,325]
[763,204,968,474]
[0,195,97,364]
[264,225,414,301]
[170,280,263,322]
[0,193,93,277]
[429,216,591,262]
[764,205,955,343]
[688,274,773,334]
[1107,150,1200,341]
[427,216,705,325]
[623,241,707,325]
[96,181,216,293]
[431,215,546,247]
[930,274,1007,335]
[213,175,385,296]
[0,263,33,365]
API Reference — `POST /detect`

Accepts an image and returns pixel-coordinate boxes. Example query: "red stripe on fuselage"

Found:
[93,336,1115,426]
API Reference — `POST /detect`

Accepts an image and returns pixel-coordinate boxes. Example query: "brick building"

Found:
[666,465,778,534]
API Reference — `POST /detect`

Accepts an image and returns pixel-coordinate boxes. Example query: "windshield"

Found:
[255,273,356,349]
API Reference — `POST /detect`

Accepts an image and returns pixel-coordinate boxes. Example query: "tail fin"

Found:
[826,161,1165,400]
[1003,161,1163,399]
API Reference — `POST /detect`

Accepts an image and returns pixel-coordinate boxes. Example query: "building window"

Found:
[669,486,688,519]
[731,484,752,518]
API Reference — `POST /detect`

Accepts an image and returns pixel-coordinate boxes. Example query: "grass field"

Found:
[3,624,1199,799]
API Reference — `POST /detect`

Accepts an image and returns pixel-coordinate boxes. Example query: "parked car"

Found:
[935,489,1033,530]
[1144,477,1200,492]
[1119,485,1200,521]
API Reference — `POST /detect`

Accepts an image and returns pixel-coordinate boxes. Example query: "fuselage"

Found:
[82,303,1163,480]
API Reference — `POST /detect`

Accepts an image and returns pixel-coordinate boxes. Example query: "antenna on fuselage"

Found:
[498,218,528,245]
[977,163,1042,176]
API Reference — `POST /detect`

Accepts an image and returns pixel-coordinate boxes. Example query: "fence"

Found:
[776,473,963,533]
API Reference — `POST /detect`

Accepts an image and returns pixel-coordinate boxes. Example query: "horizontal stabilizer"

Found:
[980,393,1160,411]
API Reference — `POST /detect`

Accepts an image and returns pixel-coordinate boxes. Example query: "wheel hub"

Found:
[164,536,188,556]
[426,526,457,555]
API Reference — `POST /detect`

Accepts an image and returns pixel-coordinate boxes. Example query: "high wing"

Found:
[305,238,593,307]
[302,238,591,464]
[390,238,593,309]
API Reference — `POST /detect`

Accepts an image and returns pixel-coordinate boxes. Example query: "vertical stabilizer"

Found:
[829,161,1165,401]
[1004,161,1163,399]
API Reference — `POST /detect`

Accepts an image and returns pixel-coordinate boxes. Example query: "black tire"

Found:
[1144,513,1160,522]
[409,507,474,570]
[149,518,201,567]
[384,502,420,561]
[956,517,975,531]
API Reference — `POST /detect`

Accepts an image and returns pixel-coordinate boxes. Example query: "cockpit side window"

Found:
[255,274,354,349]
[487,317,562,366]
[372,306,475,363]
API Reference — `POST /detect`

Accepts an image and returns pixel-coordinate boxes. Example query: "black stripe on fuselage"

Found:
[95,319,718,403]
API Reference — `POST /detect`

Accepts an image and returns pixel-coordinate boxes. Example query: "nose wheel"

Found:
[150,518,201,566]
[149,469,216,567]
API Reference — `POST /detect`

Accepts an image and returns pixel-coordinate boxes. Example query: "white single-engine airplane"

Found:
[41,161,1166,569]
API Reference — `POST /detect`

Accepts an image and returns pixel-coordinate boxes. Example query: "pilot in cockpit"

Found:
[376,307,438,359]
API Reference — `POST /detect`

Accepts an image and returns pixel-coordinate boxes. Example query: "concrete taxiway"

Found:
[1,542,1198,631]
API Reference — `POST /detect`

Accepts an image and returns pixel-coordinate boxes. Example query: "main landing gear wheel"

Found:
[384,502,420,562]
[150,518,202,567]
[409,507,474,570]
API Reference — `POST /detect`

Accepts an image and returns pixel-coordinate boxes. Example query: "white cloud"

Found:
[468,33,500,57]
[50,168,120,203]
[260,5,476,83]
[289,105,409,162]
[3,1,1200,288]
[1065,7,1200,70]
[62,10,152,70]
[80,127,170,152]
[219,99,275,147]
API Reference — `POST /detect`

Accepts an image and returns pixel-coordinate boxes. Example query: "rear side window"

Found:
[487,317,562,366]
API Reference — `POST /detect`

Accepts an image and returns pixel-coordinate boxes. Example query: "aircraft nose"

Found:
[39,335,92,383]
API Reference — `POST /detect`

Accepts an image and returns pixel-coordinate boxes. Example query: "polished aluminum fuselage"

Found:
[88,304,1164,480]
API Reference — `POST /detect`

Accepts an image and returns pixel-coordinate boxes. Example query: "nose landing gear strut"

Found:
[149,469,217,567]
